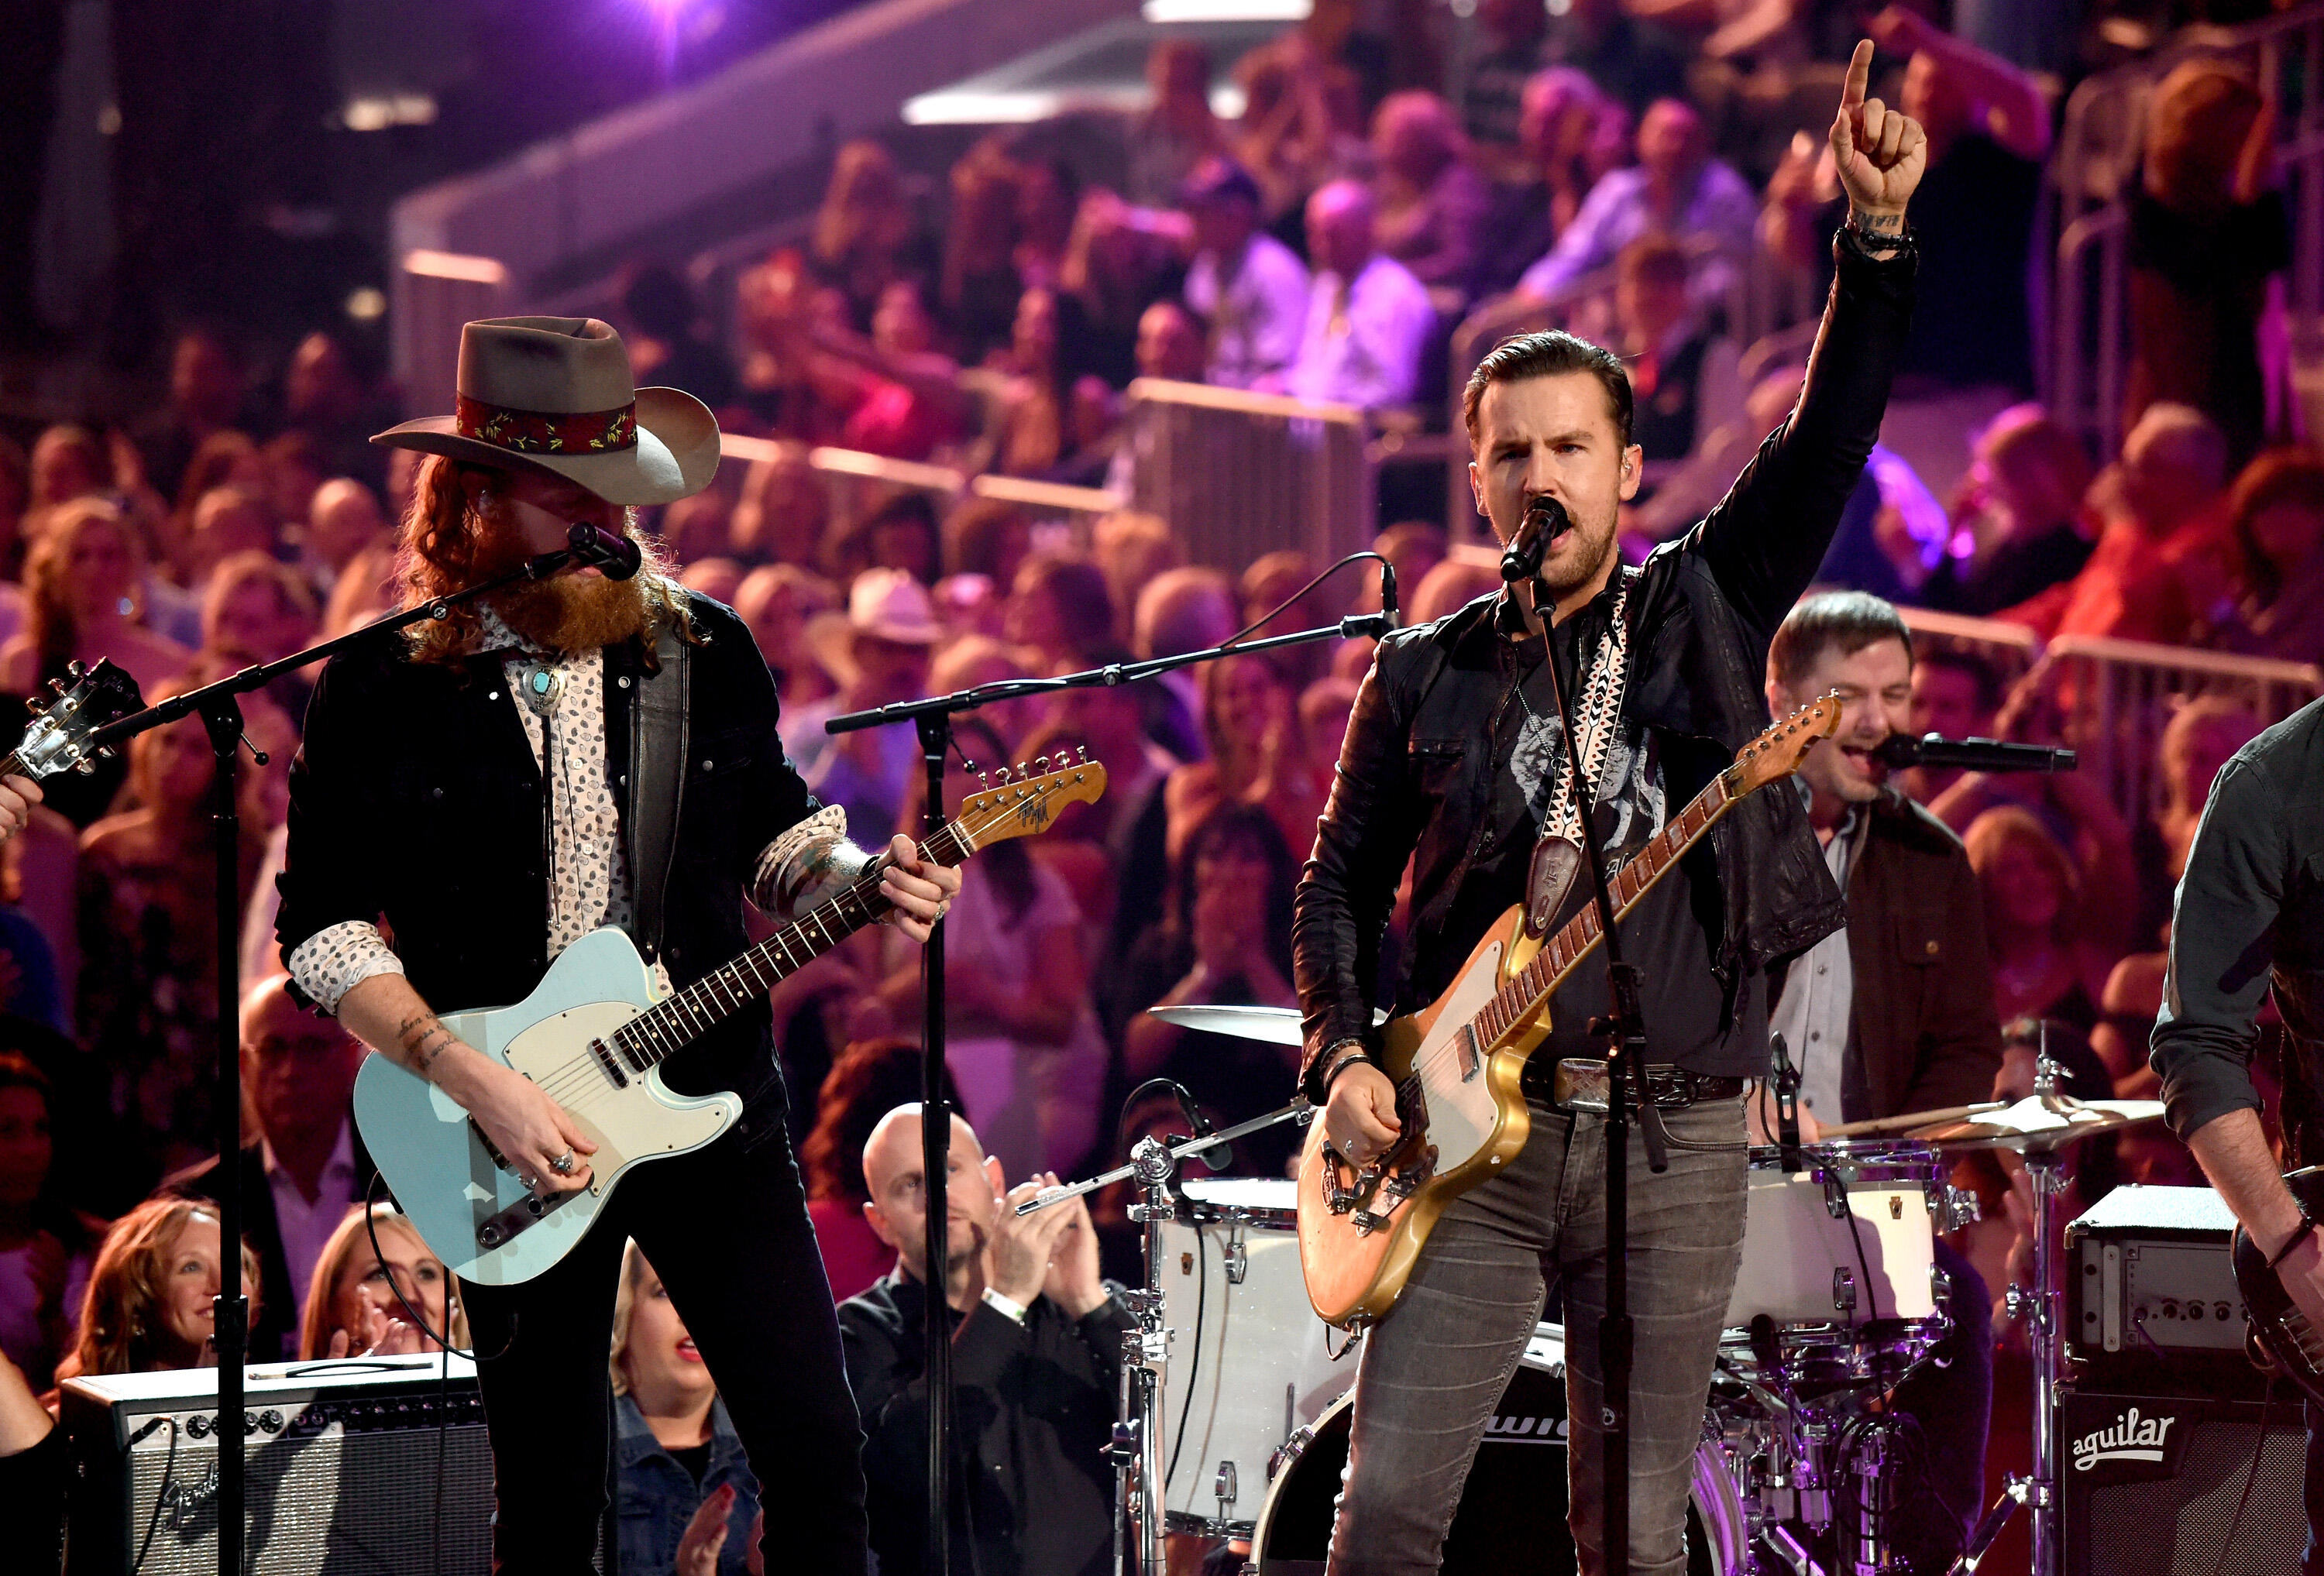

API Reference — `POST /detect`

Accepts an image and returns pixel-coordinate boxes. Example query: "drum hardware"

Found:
[1223,1229,1247,1285]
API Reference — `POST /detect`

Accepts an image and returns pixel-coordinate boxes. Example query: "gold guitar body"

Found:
[1296,905,1552,1328]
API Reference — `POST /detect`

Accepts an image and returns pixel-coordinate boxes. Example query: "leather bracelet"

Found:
[1842,212,1913,257]
[1318,1040,1379,1096]
[2269,1217,2319,1272]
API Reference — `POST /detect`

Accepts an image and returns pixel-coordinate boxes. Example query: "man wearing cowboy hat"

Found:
[789,567,943,844]
[275,316,961,1573]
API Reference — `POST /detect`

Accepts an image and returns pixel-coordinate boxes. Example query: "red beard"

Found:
[470,512,652,652]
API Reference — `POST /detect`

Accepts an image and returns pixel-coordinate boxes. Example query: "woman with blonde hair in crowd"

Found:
[55,1196,258,1379]
[298,1203,467,1360]
[610,1239,761,1576]
[1163,651,1329,866]
[1965,806,2117,1033]
[0,496,190,702]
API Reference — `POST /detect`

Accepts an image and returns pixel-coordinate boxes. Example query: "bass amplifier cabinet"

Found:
[2060,1385,2306,1576]
[2065,1183,2259,1392]
[60,1355,494,1575]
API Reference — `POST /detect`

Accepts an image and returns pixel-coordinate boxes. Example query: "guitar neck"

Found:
[608,820,975,1072]
[1466,767,1743,1052]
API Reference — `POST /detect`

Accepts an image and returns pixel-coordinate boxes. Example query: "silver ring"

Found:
[520,1173,538,1190]
[548,1149,577,1176]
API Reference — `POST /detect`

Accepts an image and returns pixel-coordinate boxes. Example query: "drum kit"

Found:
[1031,1007,2170,1576]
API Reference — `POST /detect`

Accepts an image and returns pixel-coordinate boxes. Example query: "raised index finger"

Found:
[1842,39,1873,110]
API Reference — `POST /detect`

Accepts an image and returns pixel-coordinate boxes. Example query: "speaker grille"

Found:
[2082,1420,2305,1576]
[126,1422,494,1576]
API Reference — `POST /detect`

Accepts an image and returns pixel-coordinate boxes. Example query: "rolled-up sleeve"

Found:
[2152,752,2290,1141]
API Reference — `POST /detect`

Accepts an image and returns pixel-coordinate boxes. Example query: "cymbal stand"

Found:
[1110,1135,1181,1576]
[1948,1047,2068,1576]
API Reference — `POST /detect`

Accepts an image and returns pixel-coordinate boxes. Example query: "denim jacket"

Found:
[615,1392,760,1575]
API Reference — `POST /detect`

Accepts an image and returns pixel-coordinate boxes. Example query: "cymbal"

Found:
[1906,1094,2167,1152]
[1145,1004,1388,1046]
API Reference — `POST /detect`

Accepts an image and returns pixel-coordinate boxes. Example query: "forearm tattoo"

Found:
[397,1011,458,1076]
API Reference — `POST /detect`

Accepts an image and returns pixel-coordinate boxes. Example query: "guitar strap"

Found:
[626,621,690,966]
[1523,572,1633,939]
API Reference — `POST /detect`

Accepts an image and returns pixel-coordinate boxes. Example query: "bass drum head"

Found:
[1252,1361,1727,1575]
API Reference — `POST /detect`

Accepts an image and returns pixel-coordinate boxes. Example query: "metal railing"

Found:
[2047,2,2324,457]
[1119,379,1377,577]
[717,433,1120,544]
[1896,606,2045,692]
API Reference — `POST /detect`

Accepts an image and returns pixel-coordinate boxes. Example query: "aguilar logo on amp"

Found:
[2071,1405,2178,1474]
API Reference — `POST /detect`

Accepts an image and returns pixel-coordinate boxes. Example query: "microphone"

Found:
[566,520,643,582]
[1378,559,1401,630]
[1501,496,1569,583]
[1768,1032,1803,1175]
[1873,733,2077,773]
[1172,1083,1232,1173]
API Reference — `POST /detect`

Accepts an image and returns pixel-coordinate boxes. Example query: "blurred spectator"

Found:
[201,551,318,722]
[829,280,978,462]
[2203,447,2324,661]
[810,139,936,334]
[301,478,389,602]
[279,332,387,487]
[2128,60,2288,465]
[878,723,1106,1182]
[1229,45,1368,233]
[1164,652,1329,866]
[297,1202,465,1360]
[1053,649,1179,1006]
[658,489,736,569]
[939,142,1026,366]
[1964,806,2115,1033]
[320,541,400,640]
[1181,156,1310,390]
[0,434,26,582]
[994,288,1114,480]
[1614,235,1739,469]
[1119,803,1305,1174]
[619,261,738,409]
[1865,8,2052,395]
[1370,91,1490,295]
[0,1055,96,1391]
[262,418,326,524]
[1921,405,2095,616]
[56,1196,257,1379]
[2,496,191,703]
[1473,69,1628,300]
[1900,645,2003,805]
[185,485,277,586]
[681,558,748,607]
[1516,98,1755,305]
[2130,697,2263,949]
[611,1241,761,1576]
[1301,673,1360,765]
[2007,403,2229,644]
[800,1037,961,1301]
[734,563,839,708]
[77,697,266,1190]
[731,444,833,569]
[1458,0,1553,167]
[166,975,366,1358]
[789,569,940,843]
[1241,0,1395,125]
[833,493,942,588]
[1091,513,1184,647]
[1281,180,1433,408]
[1134,565,1238,764]
[925,637,1041,752]
[1014,156,1081,298]
[132,328,247,505]
[1538,0,1689,117]
[1238,548,1349,685]
[839,1105,1124,1576]
[26,425,108,517]
[1133,299,1207,385]
[1126,40,1226,207]
[1410,555,1503,623]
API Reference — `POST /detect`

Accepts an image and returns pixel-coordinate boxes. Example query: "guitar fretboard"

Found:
[607,822,974,1070]
[1463,769,1739,1052]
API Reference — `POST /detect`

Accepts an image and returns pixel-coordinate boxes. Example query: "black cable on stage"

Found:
[2209,1385,2276,1576]
[129,1416,179,1574]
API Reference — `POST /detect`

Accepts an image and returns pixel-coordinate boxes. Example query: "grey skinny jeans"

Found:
[1325,1096,1748,1576]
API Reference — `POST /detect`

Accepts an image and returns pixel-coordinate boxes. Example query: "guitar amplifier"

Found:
[61,1355,495,1575]
[2066,1184,2260,1392]
[2061,1385,2305,1576]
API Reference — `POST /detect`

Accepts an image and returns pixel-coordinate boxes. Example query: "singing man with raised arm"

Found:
[2150,694,2324,1571]
[274,317,961,1574]
[1291,45,1922,1575]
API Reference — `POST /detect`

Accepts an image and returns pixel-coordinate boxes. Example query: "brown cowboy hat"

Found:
[372,316,720,506]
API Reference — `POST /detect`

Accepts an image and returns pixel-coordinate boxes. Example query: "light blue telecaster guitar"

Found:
[353,754,1106,1286]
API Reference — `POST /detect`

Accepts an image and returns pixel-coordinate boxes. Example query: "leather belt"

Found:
[1534,1056,1746,1113]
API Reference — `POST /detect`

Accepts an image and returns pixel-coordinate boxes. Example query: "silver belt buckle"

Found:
[1552,1057,1613,1114]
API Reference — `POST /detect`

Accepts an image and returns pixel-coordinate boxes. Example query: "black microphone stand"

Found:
[826,554,1397,1576]
[79,526,627,1576]
[1516,564,1669,1576]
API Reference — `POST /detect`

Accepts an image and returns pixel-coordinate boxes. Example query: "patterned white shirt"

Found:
[287,606,852,1013]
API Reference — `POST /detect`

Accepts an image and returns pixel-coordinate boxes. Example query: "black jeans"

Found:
[462,1106,868,1575]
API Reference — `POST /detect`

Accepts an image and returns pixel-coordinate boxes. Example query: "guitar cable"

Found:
[2209,1384,2274,1576]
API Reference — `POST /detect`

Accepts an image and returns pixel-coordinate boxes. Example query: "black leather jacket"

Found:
[1294,235,1916,1097]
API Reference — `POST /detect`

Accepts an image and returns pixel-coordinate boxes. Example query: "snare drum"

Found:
[1158,1178,1360,1533]
[1725,1141,1949,1329]
[1250,1324,1744,1574]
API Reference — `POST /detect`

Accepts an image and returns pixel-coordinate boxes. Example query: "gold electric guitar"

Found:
[1297,693,1844,1330]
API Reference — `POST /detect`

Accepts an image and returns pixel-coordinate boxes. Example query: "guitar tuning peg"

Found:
[46,677,67,697]
[64,660,84,680]
[1075,744,1089,763]
[75,758,95,774]
[978,771,991,789]
[995,766,1012,784]
[1034,754,1052,772]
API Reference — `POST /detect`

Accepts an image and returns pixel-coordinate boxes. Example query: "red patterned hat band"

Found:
[455,394,638,455]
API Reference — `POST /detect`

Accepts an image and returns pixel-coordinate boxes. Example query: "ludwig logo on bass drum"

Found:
[2071,1406,2176,1472]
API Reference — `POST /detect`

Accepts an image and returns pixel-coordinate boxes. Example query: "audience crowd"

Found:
[1,2,2319,1572]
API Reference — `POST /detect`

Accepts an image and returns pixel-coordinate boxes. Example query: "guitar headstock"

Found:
[955,751,1109,849]
[12,660,145,781]
[1728,688,1844,796]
